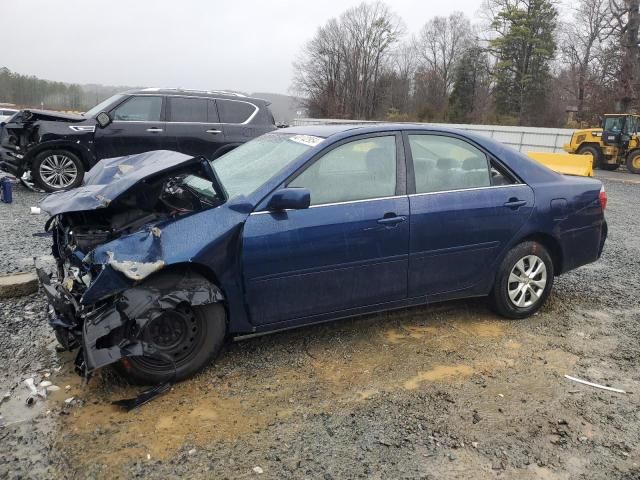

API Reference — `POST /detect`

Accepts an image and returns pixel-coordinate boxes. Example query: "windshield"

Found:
[83,94,125,117]
[212,133,323,199]
[604,116,625,133]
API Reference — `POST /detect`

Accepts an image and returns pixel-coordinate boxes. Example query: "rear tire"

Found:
[115,302,227,385]
[489,241,554,319]
[32,149,84,192]
[577,145,602,170]
[626,150,640,174]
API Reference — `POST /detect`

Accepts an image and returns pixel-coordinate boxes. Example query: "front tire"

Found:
[489,241,554,319]
[577,145,602,170]
[626,150,640,174]
[32,149,84,192]
[116,302,227,385]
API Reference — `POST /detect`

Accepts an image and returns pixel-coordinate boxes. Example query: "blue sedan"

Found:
[39,124,607,384]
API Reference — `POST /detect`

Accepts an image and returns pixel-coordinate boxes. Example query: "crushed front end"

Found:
[36,151,226,379]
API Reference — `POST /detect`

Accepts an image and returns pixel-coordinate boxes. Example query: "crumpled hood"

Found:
[19,109,86,123]
[40,150,197,216]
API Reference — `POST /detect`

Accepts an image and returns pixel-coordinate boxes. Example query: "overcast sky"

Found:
[4,0,491,95]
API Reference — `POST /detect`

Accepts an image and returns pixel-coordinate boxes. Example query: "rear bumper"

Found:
[598,220,608,258]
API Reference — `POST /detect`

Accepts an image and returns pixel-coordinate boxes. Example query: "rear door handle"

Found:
[206,129,222,134]
[377,215,406,226]
[504,198,527,209]
[146,127,163,133]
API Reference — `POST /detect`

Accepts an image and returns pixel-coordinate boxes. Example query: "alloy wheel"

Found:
[39,154,78,189]
[507,255,547,308]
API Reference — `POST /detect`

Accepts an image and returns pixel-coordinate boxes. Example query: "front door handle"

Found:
[206,129,222,134]
[504,198,527,209]
[377,215,406,226]
[146,127,163,133]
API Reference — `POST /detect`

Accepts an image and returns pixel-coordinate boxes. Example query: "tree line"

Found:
[0,67,131,112]
[291,0,640,127]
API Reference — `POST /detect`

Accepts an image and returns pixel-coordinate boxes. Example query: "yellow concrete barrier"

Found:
[527,152,593,177]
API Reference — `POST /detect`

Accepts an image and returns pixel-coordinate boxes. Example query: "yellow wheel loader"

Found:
[563,114,640,174]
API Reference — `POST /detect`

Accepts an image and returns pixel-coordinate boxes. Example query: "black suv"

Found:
[0,88,276,191]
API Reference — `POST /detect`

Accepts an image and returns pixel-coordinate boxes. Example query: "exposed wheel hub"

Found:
[145,306,200,361]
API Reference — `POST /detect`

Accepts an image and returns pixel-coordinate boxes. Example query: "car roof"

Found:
[125,87,268,104]
[279,123,464,138]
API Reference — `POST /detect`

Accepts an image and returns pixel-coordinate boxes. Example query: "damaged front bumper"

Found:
[37,267,223,379]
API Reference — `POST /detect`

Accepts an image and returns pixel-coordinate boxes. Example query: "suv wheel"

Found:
[489,241,554,319]
[32,150,84,192]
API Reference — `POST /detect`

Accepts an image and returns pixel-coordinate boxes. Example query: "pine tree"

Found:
[489,0,558,125]
[448,47,491,123]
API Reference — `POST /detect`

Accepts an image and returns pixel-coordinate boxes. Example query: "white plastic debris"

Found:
[253,466,264,474]
[65,397,75,404]
[46,385,61,392]
[30,207,41,215]
[564,375,626,394]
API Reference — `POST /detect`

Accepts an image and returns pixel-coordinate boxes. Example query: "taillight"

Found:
[599,186,607,210]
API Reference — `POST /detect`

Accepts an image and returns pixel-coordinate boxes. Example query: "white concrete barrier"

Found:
[291,118,574,153]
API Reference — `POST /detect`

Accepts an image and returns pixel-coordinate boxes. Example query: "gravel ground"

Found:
[0,173,639,480]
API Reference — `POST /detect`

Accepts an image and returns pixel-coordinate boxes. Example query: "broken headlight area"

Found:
[39,268,224,379]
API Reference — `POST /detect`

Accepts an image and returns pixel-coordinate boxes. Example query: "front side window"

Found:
[217,100,256,123]
[409,135,490,193]
[112,96,162,122]
[289,136,396,206]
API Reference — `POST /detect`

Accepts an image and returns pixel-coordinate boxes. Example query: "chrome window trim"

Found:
[249,195,407,215]
[248,183,529,216]
[408,183,528,197]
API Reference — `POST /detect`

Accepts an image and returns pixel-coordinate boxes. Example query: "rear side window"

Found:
[408,135,490,193]
[112,96,162,122]
[217,100,256,124]
[289,136,396,205]
[167,97,208,123]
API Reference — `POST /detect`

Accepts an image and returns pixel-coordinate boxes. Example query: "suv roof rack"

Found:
[138,87,247,97]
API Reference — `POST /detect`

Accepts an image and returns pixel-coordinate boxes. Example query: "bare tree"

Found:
[414,12,474,103]
[560,0,614,120]
[609,0,640,111]
[292,1,404,119]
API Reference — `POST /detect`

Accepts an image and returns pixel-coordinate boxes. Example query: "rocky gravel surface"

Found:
[0,173,639,480]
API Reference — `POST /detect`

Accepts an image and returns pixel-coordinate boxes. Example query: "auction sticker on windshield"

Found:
[289,135,324,147]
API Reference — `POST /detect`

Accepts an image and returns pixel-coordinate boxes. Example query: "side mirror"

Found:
[95,111,112,128]
[267,187,310,211]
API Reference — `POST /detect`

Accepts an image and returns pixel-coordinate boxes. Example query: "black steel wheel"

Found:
[117,303,226,384]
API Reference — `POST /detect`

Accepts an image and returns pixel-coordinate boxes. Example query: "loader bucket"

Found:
[527,152,593,177]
